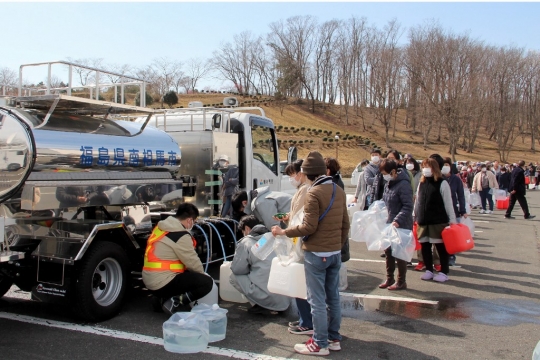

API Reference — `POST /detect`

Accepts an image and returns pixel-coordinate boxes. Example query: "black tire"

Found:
[0,273,14,298]
[74,242,129,322]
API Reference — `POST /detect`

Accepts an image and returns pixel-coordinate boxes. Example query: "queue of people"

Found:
[141,149,536,357]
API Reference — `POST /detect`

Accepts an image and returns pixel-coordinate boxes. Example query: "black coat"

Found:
[509,167,526,195]
[499,172,511,190]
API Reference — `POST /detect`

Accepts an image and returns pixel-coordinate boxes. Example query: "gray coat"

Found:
[251,186,292,230]
[363,162,380,203]
[382,169,414,230]
[222,165,239,197]
[229,225,290,311]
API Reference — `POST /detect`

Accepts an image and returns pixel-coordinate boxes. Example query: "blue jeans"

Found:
[296,298,312,328]
[304,251,342,348]
[221,195,232,217]
[479,188,493,211]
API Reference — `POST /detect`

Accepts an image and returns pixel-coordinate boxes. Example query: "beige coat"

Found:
[471,171,499,192]
[142,216,204,291]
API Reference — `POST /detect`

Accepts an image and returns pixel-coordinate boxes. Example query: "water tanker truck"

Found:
[0,93,296,321]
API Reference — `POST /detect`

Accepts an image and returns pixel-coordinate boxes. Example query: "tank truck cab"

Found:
[134,98,297,217]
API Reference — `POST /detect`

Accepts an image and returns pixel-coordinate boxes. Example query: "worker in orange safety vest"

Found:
[142,203,213,314]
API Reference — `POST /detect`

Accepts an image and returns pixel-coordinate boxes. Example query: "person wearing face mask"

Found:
[498,166,511,192]
[229,215,290,314]
[459,166,469,188]
[364,149,382,206]
[405,157,422,199]
[442,157,467,266]
[377,159,414,290]
[352,159,370,210]
[471,164,499,214]
[143,203,213,314]
[414,158,457,283]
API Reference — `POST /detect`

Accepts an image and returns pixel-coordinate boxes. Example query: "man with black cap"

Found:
[142,203,213,314]
[272,151,349,356]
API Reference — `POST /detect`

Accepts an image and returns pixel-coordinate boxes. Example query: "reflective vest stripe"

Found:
[144,227,188,273]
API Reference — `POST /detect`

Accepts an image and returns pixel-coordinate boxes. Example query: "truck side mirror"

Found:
[287,146,297,164]
[212,114,221,130]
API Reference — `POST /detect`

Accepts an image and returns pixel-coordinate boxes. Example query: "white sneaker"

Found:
[421,270,434,280]
[479,209,486,214]
[328,340,341,351]
[487,210,493,214]
[294,338,330,356]
[433,273,449,282]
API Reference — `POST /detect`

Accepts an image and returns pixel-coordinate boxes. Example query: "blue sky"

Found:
[3,2,540,88]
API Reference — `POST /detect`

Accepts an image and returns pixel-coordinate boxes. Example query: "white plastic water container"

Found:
[219,262,248,303]
[191,303,228,342]
[163,312,209,353]
[339,263,348,291]
[190,280,218,308]
[533,340,540,360]
[251,233,275,260]
[267,257,307,299]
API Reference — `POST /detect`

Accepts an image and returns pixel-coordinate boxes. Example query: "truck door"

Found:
[249,117,280,192]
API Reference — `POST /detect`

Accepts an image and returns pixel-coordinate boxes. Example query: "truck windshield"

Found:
[251,124,278,175]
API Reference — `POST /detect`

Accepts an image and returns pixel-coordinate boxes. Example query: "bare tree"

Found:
[184,58,212,93]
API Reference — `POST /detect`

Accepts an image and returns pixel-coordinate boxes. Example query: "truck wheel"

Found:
[75,242,129,322]
[0,273,14,298]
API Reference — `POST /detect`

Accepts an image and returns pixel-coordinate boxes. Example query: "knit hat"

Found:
[301,151,327,175]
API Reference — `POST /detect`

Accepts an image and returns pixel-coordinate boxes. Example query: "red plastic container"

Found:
[413,222,421,250]
[442,223,474,254]
[525,177,530,185]
[496,197,509,210]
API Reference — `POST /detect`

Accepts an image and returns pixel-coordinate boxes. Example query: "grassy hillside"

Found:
[102,90,539,176]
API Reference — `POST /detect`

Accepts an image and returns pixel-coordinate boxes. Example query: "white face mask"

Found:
[481,168,487,172]
[185,218,194,232]
[371,156,380,163]
[441,165,451,175]
[406,163,414,171]
[289,176,301,188]
[219,160,227,167]
[422,168,433,177]
[383,173,393,182]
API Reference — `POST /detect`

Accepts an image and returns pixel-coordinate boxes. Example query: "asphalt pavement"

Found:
[1,181,540,359]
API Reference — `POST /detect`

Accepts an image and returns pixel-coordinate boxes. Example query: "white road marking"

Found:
[339,293,439,305]
[0,312,288,360]
[348,258,386,263]
[473,220,490,223]
[474,231,484,233]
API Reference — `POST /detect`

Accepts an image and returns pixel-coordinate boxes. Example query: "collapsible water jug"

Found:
[496,197,510,210]
[251,233,275,260]
[526,177,531,185]
[442,223,474,254]
[190,281,218,308]
[191,303,228,342]
[163,312,209,353]
[413,222,421,250]
[494,189,507,201]
[338,263,348,291]
[219,262,248,303]
[267,257,307,299]
[533,340,540,360]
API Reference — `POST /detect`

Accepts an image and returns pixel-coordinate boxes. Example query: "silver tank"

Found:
[0,107,181,204]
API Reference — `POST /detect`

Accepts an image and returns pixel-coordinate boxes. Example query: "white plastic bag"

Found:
[494,189,506,201]
[470,192,481,207]
[464,188,472,215]
[288,209,305,261]
[351,200,389,244]
[385,226,415,263]
[272,235,300,266]
[460,217,475,237]
[350,210,369,242]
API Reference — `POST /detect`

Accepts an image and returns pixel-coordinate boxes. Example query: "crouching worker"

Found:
[142,203,213,314]
[229,215,290,314]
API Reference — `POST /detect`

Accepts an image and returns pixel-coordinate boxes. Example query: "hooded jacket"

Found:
[284,176,349,253]
[382,169,414,230]
[251,186,292,230]
[230,224,290,311]
[142,216,204,291]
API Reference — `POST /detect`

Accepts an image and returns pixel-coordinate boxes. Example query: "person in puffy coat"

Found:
[378,160,413,291]
[414,158,457,283]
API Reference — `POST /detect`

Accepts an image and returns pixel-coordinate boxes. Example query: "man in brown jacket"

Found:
[272,151,349,356]
[142,203,213,314]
